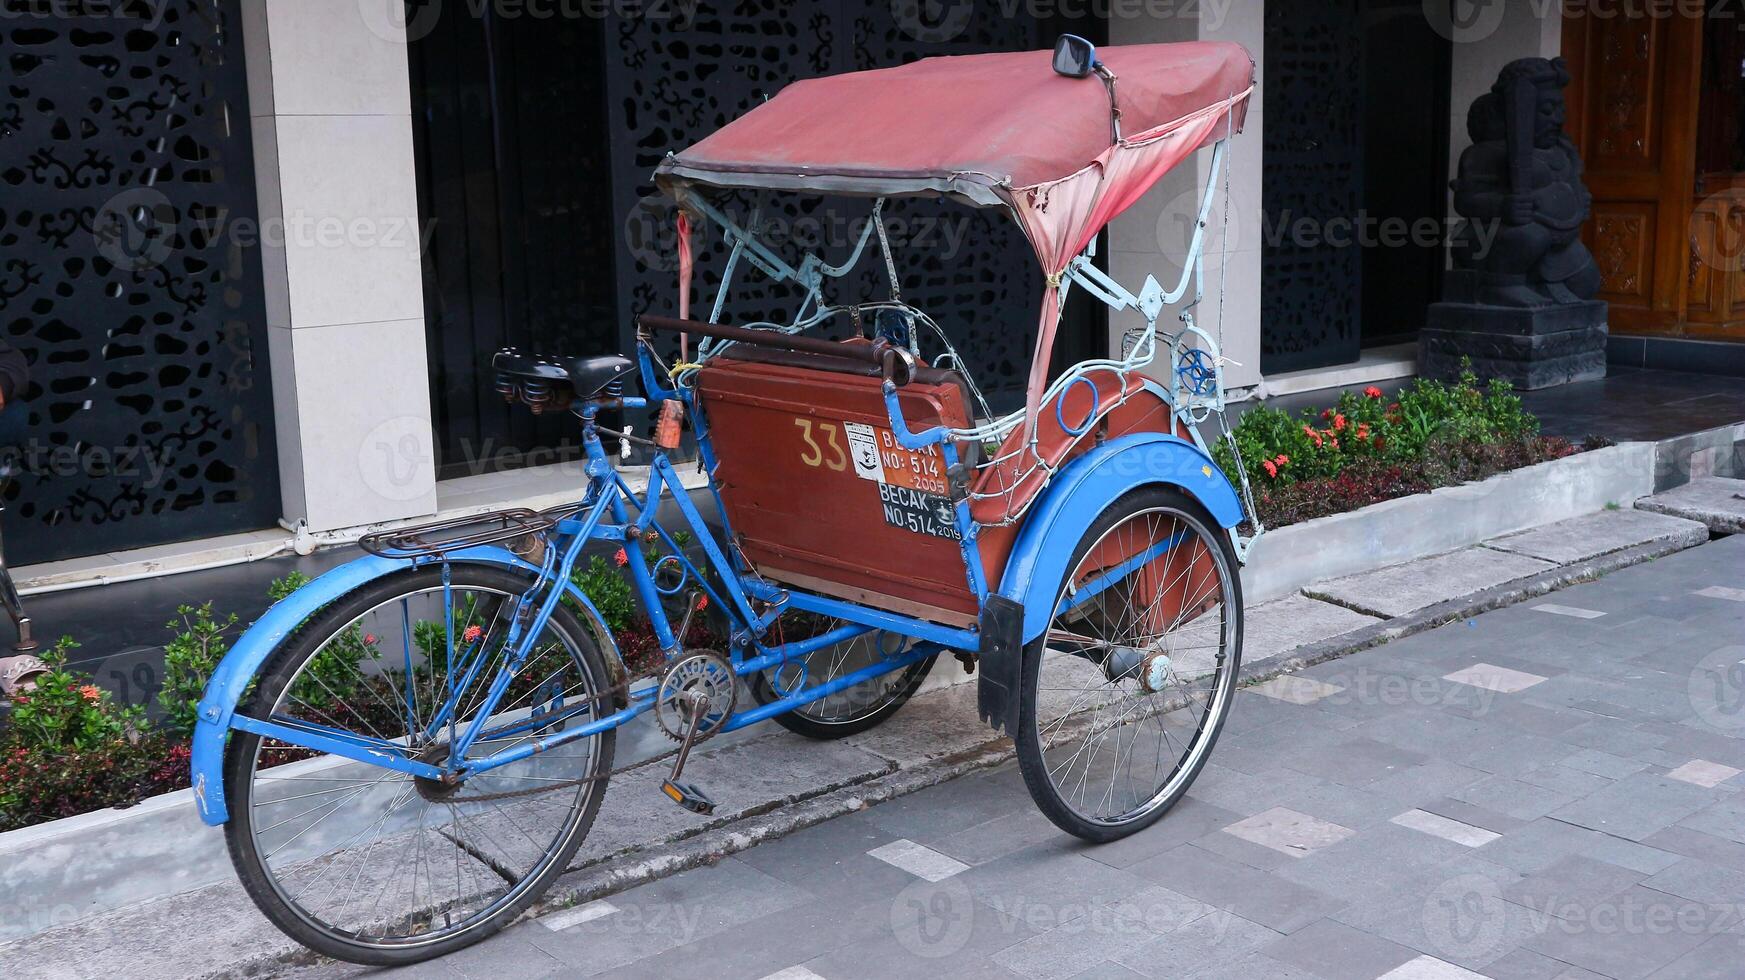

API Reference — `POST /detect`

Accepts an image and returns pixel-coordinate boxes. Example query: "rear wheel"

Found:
[1015,486,1242,842]
[751,616,936,739]
[222,565,616,966]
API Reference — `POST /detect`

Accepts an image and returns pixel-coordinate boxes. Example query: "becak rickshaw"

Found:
[190,36,1261,966]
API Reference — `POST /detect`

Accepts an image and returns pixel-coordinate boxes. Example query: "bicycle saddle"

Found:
[493,349,636,399]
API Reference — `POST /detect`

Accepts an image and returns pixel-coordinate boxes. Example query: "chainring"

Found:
[654,649,737,742]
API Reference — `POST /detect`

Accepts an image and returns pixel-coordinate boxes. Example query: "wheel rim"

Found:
[240,582,607,951]
[767,617,922,727]
[1031,505,1237,827]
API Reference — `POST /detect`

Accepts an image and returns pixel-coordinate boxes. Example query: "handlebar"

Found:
[638,315,918,386]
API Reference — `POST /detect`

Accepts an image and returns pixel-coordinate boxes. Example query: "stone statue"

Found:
[1420,57,1607,390]
[1447,57,1602,306]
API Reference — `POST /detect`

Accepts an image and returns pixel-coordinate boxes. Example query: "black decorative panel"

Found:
[601,1,1047,416]
[0,0,278,565]
[1260,0,1364,374]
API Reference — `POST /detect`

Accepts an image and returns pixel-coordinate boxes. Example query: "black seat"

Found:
[493,348,637,399]
[567,354,637,398]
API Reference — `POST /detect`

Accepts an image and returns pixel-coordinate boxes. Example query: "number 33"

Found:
[794,419,847,471]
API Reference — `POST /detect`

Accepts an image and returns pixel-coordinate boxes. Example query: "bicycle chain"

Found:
[439,662,722,804]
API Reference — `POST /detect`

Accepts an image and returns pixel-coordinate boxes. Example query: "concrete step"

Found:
[1481,507,1709,564]
[1637,477,1745,534]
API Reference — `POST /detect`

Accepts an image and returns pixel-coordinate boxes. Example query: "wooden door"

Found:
[1563,9,1704,335]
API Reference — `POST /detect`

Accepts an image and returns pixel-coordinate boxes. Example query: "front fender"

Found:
[190,546,620,826]
[996,432,1242,644]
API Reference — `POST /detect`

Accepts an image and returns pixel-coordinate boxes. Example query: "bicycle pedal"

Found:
[660,779,715,815]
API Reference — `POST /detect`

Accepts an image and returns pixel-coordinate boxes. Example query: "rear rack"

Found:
[358,508,557,560]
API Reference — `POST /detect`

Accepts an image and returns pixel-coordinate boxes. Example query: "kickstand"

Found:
[660,693,716,815]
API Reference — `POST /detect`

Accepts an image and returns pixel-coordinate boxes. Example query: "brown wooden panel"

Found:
[1685,203,1722,320]
[1592,203,1657,307]
[1589,14,1661,171]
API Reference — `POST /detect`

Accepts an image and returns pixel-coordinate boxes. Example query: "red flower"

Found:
[463,624,484,644]
[363,633,377,645]
[1333,413,1347,432]
[1356,423,1371,440]
[1373,436,1386,451]
[1273,454,1289,466]
[695,594,709,611]
[613,548,629,567]
[1387,402,1401,414]
[1329,436,1340,450]
[79,685,101,703]
[1320,409,1334,421]
[1262,460,1278,478]
[1364,385,1384,399]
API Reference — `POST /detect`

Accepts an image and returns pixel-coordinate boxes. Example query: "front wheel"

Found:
[222,564,617,966]
[1015,486,1243,842]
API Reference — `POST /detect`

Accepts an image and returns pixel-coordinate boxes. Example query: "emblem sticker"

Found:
[844,422,883,482]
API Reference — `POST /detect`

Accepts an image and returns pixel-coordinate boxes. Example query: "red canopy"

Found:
[655,41,1253,212]
[657,40,1255,434]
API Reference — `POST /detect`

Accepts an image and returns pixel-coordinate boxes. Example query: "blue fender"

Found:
[996,432,1242,644]
[189,546,621,826]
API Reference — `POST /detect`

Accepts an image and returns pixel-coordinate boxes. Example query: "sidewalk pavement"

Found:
[311,532,1745,980]
[0,508,1727,978]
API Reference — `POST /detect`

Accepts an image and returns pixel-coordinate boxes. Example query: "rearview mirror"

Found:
[1053,34,1097,79]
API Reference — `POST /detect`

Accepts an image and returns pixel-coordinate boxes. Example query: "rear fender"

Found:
[995,432,1241,645]
[190,546,620,826]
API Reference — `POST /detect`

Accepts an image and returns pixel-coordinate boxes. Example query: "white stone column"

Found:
[241,0,437,532]
[1106,0,1264,391]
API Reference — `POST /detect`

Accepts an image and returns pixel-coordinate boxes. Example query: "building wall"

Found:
[241,0,437,533]
[1444,3,1566,193]
[1107,2,1264,392]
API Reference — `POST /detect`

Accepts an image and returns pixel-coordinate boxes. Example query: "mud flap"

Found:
[977,595,1024,735]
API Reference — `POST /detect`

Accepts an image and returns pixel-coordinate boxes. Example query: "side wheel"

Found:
[1015,486,1243,842]
[750,617,936,739]
[222,565,616,966]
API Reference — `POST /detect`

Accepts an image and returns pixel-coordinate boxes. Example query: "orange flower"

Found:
[613,548,629,567]
[1364,385,1384,399]
[463,625,484,643]
[79,685,102,703]
[1262,460,1278,478]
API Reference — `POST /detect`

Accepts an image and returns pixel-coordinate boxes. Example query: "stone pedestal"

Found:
[1419,299,1607,390]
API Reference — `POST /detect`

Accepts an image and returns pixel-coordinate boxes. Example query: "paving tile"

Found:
[1366,759,1491,809]
[1283,736,1430,788]
[1635,477,1745,534]
[1390,808,1501,847]
[1079,797,1247,871]
[1640,825,1745,873]
[1677,795,1745,845]
[1442,663,1549,694]
[1101,885,1217,936]
[1449,776,1577,821]
[1530,603,1607,619]
[1330,856,1533,969]
[933,807,1073,867]
[1478,817,1678,876]
[539,900,617,932]
[1560,748,1650,779]
[1639,859,1745,906]
[1128,844,1347,934]
[1643,930,1745,980]
[797,880,1039,980]
[1306,548,1556,619]
[1272,822,1474,905]
[1108,911,1285,978]
[1376,954,1490,979]
[1477,947,1577,980]
[1665,760,1743,788]
[1502,855,1646,921]
[1247,674,1346,705]
[1522,883,1723,979]
[962,845,1150,921]
[1549,772,1719,841]
[1218,807,1356,858]
[1694,585,1745,602]
[868,838,970,882]
[1259,918,1417,979]
[1513,764,1614,799]
[990,910,1166,980]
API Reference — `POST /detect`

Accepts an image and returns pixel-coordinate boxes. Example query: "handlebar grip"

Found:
[637,315,915,386]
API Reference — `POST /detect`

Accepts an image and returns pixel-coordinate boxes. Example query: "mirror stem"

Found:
[1095,64,1122,143]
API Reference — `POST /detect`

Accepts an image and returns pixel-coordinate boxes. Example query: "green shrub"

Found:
[157,603,239,737]
[4,637,139,752]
